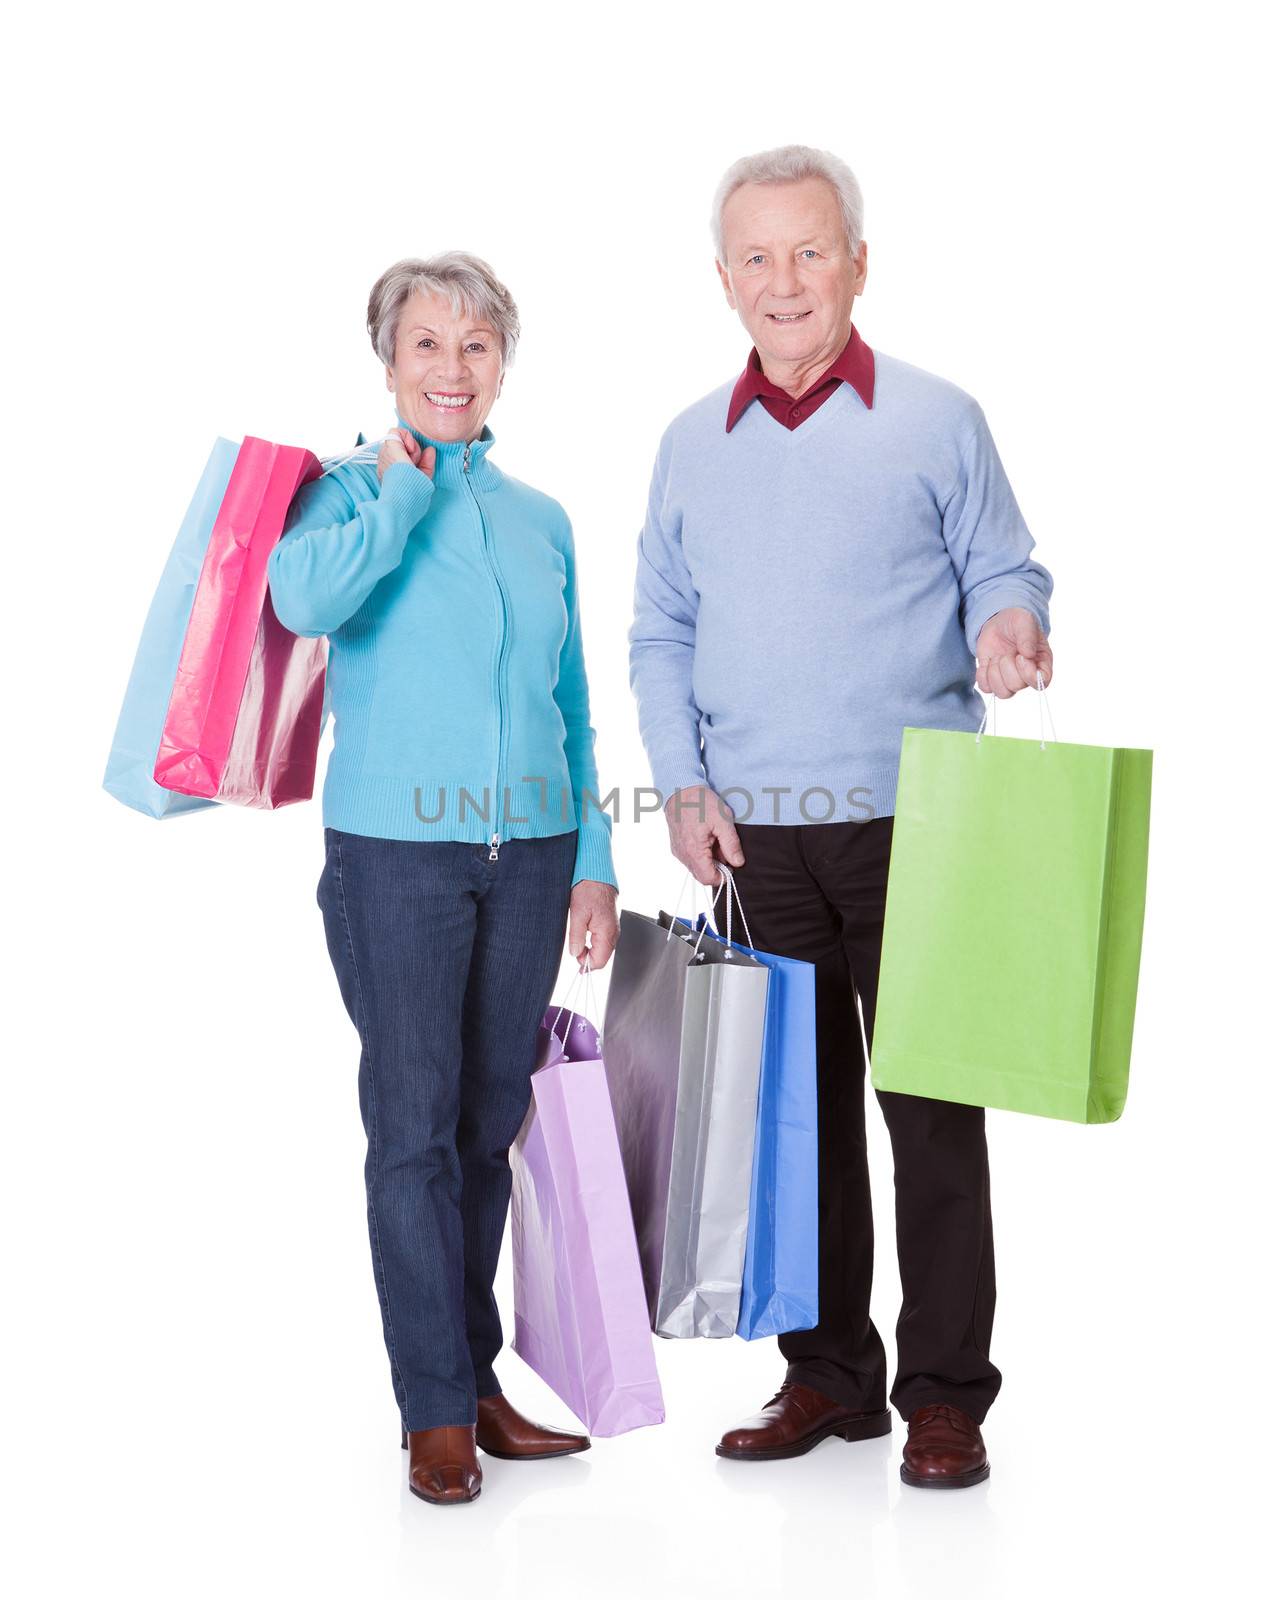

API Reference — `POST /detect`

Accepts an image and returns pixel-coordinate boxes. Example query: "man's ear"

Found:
[852,240,869,296]
[715,258,736,310]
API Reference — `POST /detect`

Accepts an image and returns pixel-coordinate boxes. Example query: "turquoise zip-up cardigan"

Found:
[267,415,616,888]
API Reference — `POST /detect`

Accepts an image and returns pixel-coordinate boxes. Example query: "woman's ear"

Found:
[385,366,394,393]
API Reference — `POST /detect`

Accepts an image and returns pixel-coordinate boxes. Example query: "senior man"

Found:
[628,145,1055,1490]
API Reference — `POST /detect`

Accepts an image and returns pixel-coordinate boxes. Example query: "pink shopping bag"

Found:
[510,1000,666,1437]
[153,437,325,809]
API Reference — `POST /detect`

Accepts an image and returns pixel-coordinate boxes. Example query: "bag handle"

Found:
[547,958,598,1043]
[975,668,1059,750]
[664,869,715,944]
[708,863,756,951]
[319,429,401,478]
[690,863,752,961]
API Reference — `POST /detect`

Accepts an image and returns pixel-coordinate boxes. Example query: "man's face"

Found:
[716,177,867,368]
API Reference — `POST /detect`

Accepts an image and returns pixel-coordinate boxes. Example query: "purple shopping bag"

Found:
[509,1003,665,1437]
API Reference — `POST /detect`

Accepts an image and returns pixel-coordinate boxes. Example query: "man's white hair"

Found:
[710,145,864,265]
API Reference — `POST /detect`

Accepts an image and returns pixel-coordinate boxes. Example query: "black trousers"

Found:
[729,816,1001,1424]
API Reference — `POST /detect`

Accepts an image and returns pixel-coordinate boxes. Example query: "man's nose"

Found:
[768,259,802,297]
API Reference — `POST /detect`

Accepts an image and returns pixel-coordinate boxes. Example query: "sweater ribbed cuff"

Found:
[651,763,711,811]
[966,592,1050,659]
[378,461,436,524]
[572,814,617,889]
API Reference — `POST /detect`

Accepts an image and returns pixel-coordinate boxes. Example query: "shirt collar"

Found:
[725,322,875,432]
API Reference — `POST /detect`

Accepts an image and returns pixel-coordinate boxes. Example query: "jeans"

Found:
[731,816,1001,1424]
[316,825,578,1431]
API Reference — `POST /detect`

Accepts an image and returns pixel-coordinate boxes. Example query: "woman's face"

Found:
[384,288,504,442]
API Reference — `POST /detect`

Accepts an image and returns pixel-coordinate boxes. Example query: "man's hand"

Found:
[976,607,1053,698]
[377,427,436,483]
[568,880,619,971]
[664,785,744,887]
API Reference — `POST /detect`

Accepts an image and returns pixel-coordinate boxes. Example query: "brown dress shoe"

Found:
[402,1424,482,1506]
[474,1393,591,1460]
[901,1403,990,1488]
[716,1381,892,1461]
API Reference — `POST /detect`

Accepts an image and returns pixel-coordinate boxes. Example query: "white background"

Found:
[5,2,1277,1595]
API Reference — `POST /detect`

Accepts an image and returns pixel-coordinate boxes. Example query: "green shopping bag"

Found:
[869,688,1152,1124]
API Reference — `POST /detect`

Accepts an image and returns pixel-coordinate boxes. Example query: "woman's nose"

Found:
[435,351,470,381]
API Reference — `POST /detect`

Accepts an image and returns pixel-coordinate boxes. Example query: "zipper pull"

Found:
[463,440,472,473]
[488,832,500,861]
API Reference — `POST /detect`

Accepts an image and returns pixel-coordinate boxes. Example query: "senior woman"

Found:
[267,253,619,1506]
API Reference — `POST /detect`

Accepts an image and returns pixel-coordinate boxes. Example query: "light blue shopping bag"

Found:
[683,896,819,1340]
[103,438,239,818]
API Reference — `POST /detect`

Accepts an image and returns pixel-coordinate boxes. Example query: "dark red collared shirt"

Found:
[726,322,876,432]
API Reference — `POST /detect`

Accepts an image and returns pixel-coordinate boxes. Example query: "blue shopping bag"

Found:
[103,438,239,818]
[684,889,819,1340]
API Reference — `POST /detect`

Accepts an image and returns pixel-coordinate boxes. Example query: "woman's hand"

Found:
[377,427,436,483]
[568,881,619,971]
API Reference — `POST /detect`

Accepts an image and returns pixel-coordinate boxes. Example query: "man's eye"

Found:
[800,250,819,259]
[746,254,765,266]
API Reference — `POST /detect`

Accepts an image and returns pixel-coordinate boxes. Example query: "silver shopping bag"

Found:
[601,897,768,1338]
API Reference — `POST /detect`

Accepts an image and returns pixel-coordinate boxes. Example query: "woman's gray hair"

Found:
[710,145,864,264]
[366,251,521,370]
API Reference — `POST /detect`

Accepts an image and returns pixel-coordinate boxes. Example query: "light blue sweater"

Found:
[267,416,615,887]
[629,353,1054,823]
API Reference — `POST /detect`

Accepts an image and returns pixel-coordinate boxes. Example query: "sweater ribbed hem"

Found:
[695,763,904,825]
[323,771,584,839]
[321,773,616,885]
[321,776,616,882]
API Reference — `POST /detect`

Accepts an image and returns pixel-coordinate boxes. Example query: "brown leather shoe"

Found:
[474,1393,591,1460]
[901,1403,990,1488]
[716,1381,892,1461]
[402,1424,482,1505]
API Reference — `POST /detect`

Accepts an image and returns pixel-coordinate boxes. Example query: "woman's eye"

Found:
[417,338,435,349]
